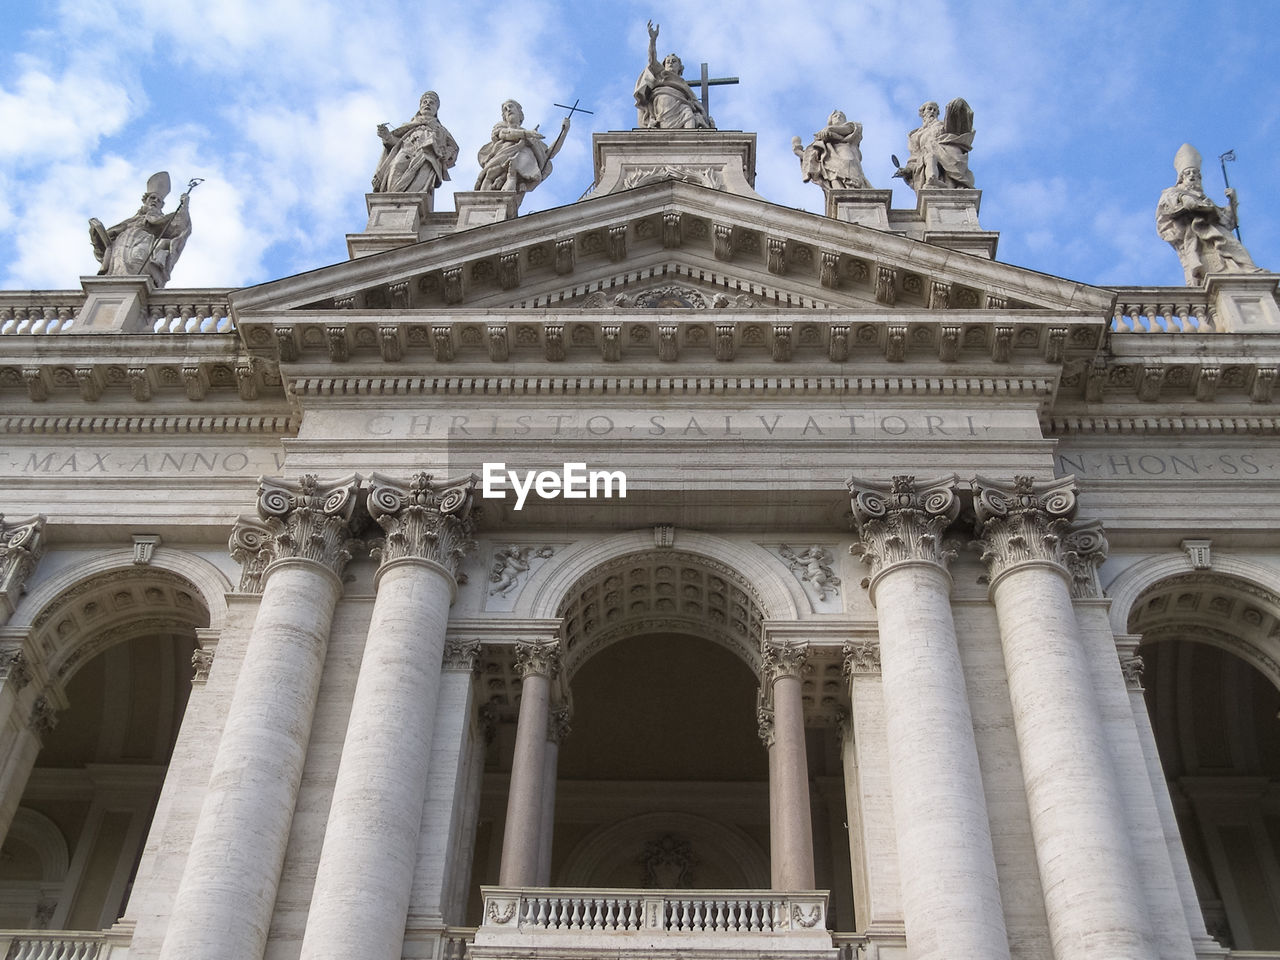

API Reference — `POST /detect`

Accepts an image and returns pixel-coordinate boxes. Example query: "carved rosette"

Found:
[0,649,32,689]
[242,475,362,582]
[972,475,1078,585]
[761,641,809,686]
[368,472,477,580]
[513,641,560,680]
[0,514,46,609]
[848,475,961,579]
[1062,519,1110,599]
[442,638,481,671]
[841,640,881,676]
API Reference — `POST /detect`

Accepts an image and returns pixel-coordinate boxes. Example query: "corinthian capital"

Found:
[848,475,960,576]
[761,640,809,685]
[247,475,362,581]
[513,641,560,680]
[368,472,478,579]
[1,514,46,618]
[972,475,1078,584]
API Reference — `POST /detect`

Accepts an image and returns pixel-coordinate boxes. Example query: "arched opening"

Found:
[462,547,854,929]
[1131,573,1280,950]
[0,566,211,931]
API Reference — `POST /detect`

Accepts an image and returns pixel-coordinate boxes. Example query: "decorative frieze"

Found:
[972,475,1078,584]
[841,639,881,675]
[237,474,363,583]
[368,472,477,578]
[513,641,560,680]
[848,474,961,577]
[442,638,482,671]
[554,238,575,275]
[1,514,46,612]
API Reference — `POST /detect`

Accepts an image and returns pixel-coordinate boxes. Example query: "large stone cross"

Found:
[691,62,738,114]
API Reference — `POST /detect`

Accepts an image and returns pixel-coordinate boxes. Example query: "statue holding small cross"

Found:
[634,21,733,130]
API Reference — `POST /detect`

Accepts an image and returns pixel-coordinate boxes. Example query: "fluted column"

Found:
[0,514,45,626]
[301,474,477,960]
[848,475,1010,960]
[536,705,570,885]
[498,641,559,886]
[160,475,359,960]
[974,475,1157,960]
[761,641,815,890]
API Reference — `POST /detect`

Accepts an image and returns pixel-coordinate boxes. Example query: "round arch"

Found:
[1106,551,1280,637]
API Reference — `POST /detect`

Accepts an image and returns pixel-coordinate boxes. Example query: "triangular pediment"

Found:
[230,179,1114,320]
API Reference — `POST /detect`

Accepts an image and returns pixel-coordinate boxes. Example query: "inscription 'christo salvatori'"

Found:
[482,462,627,511]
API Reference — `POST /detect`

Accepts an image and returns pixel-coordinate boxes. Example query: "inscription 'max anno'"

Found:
[17,450,286,475]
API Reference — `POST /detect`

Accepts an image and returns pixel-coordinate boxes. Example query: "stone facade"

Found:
[0,121,1278,960]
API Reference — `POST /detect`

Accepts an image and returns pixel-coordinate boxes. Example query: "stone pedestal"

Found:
[827,189,893,229]
[76,276,153,333]
[1206,273,1280,331]
[347,193,430,259]
[915,189,999,259]
[454,191,520,231]
[975,476,1158,960]
[849,476,1010,960]
[498,642,559,886]
[585,130,764,201]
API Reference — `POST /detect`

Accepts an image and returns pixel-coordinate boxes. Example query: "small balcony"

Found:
[470,888,835,960]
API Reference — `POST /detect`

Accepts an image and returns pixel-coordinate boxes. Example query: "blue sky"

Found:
[1,0,1276,291]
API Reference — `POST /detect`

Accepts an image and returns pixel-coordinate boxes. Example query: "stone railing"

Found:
[1110,288,1216,334]
[0,931,109,959]
[0,290,234,335]
[472,887,833,957]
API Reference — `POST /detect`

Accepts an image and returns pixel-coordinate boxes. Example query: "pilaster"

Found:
[0,515,46,625]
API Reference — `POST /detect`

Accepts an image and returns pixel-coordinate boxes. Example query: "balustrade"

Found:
[1111,290,1215,333]
[0,291,234,335]
[0,932,107,959]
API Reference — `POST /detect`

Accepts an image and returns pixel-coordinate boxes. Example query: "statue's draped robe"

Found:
[476,124,553,192]
[903,119,974,191]
[1156,185,1257,285]
[372,117,458,194]
[93,205,191,286]
[800,121,870,190]
[633,66,714,129]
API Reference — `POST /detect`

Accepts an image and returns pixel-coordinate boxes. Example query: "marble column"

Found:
[761,641,815,890]
[536,705,570,885]
[0,693,60,846]
[498,641,559,886]
[301,474,477,960]
[159,475,359,960]
[848,475,1010,960]
[0,514,45,626]
[973,475,1157,960]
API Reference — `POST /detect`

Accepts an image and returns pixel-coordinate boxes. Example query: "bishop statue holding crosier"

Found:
[88,171,197,289]
[1157,142,1260,286]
